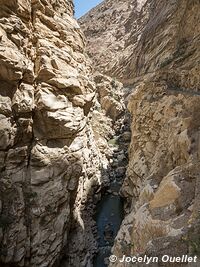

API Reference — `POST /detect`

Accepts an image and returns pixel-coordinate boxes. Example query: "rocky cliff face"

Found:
[61,73,127,267]
[79,0,150,83]
[113,0,200,264]
[0,1,102,266]
[80,0,200,266]
[1,0,200,266]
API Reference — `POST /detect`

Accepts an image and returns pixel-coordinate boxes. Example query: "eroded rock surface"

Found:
[0,1,101,266]
[1,0,200,266]
[79,0,149,83]
[110,1,200,266]
[80,0,200,266]
[61,73,127,267]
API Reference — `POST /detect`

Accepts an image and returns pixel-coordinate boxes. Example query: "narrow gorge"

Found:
[0,0,200,267]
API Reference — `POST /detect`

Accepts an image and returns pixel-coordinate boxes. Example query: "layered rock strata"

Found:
[110,0,200,266]
[80,0,200,266]
[1,0,200,266]
[79,0,150,82]
[0,1,101,266]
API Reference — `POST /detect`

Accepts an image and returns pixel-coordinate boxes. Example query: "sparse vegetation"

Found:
[110,90,121,101]
[182,219,200,256]
[190,237,200,256]
[108,138,118,146]
[119,240,135,254]
[111,77,117,88]
[96,105,102,112]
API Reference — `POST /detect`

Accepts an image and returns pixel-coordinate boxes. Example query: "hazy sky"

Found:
[74,0,103,18]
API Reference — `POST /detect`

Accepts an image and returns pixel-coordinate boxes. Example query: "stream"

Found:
[93,185,124,267]
[59,114,130,267]
[93,115,130,267]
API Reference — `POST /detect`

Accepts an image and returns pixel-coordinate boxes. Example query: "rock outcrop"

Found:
[0,1,102,266]
[79,0,150,82]
[61,73,127,267]
[80,0,200,266]
[1,0,200,266]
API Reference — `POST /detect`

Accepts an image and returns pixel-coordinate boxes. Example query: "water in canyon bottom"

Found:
[93,184,124,267]
[93,115,130,267]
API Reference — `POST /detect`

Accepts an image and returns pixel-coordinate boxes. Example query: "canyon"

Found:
[81,1,200,266]
[0,0,200,267]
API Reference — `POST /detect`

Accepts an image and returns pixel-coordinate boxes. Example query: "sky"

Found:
[74,0,103,18]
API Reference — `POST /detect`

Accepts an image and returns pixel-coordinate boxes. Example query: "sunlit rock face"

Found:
[79,0,150,83]
[112,1,200,265]
[80,0,200,265]
[0,0,101,266]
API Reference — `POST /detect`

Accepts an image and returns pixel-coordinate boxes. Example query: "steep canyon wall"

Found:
[0,0,200,266]
[81,0,200,266]
[0,0,102,266]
